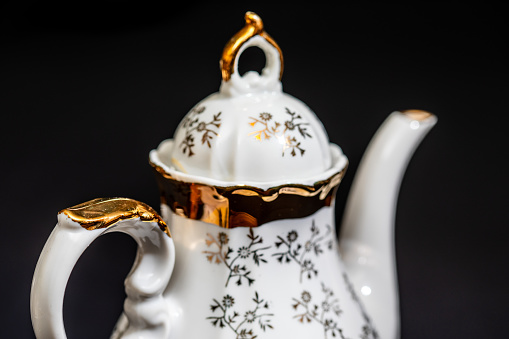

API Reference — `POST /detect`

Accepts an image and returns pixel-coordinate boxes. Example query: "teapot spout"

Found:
[339,110,437,339]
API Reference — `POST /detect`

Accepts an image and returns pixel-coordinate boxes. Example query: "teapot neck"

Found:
[151,158,346,228]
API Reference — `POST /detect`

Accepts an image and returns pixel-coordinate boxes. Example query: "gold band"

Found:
[60,197,170,237]
[220,11,283,81]
[151,161,347,228]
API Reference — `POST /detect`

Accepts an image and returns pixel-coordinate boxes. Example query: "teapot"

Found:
[30,12,437,339]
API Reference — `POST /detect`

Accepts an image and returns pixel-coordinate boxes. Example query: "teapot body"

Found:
[116,205,378,339]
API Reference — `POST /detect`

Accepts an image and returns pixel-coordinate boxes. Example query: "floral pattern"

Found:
[207,292,274,339]
[248,107,312,157]
[199,220,377,338]
[180,105,222,156]
[273,220,333,282]
[292,283,346,339]
[342,273,379,339]
[203,228,271,286]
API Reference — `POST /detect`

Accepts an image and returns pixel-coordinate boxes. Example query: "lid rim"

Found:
[149,139,348,190]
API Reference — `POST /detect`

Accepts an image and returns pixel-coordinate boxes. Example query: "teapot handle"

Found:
[30,198,175,339]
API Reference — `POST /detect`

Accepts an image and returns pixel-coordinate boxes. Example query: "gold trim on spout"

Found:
[220,11,283,81]
[60,197,171,237]
[401,109,434,121]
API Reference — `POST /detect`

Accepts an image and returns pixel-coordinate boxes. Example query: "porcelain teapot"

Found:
[30,12,437,339]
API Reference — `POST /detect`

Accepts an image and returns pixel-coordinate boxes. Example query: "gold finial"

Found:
[244,11,264,32]
[220,11,283,81]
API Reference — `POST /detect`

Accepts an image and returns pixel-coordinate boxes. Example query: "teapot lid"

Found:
[156,12,347,185]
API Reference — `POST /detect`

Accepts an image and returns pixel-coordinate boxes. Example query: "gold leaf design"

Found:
[60,197,170,237]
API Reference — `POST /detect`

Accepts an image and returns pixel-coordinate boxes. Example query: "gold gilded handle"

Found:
[220,11,283,82]
[31,197,174,338]
[60,197,170,236]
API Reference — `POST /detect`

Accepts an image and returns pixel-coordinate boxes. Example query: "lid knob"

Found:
[220,11,283,82]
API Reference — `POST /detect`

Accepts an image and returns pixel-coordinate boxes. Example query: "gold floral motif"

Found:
[180,106,221,157]
[249,107,312,157]
[207,291,274,337]
[292,283,345,339]
[60,197,170,237]
[203,228,270,286]
[273,220,334,283]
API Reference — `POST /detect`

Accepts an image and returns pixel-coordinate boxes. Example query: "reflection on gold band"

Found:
[150,161,347,228]
[60,197,171,237]
[220,11,283,81]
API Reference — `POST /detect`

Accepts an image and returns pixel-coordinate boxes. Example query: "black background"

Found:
[1,2,508,338]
